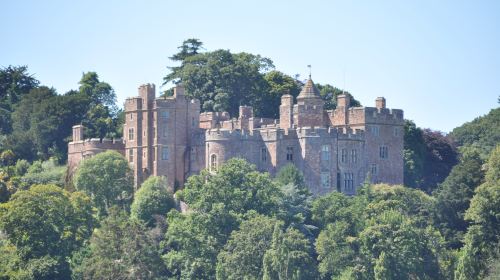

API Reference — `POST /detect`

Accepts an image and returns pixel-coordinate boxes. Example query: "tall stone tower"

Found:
[124,84,201,189]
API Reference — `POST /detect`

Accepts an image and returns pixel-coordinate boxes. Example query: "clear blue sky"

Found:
[1,0,499,132]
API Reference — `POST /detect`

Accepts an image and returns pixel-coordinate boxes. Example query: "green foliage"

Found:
[316,83,361,110]
[72,208,166,280]
[451,108,500,159]
[164,159,283,279]
[262,224,318,280]
[131,176,175,227]
[0,65,39,134]
[275,163,306,190]
[314,184,451,279]
[216,215,280,280]
[20,158,67,188]
[434,150,485,248]
[0,185,95,278]
[73,150,133,217]
[181,158,282,216]
[162,209,227,280]
[163,39,361,119]
[455,145,500,279]
[403,120,458,192]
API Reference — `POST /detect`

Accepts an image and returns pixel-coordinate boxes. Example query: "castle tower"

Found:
[294,76,324,127]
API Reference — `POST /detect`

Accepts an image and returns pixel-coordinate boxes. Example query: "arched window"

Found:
[210,154,218,171]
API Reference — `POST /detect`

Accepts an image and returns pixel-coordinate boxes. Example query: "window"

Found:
[210,154,217,171]
[351,149,357,163]
[321,172,331,188]
[379,146,388,159]
[321,145,330,161]
[143,150,146,158]
[393,127,400,137]
[341,149,348,163]
[371,126,380,136]
[163,127,168,137]
[128,128,134,141]
[128,149,133,162]
[160,111,169,119]
[261,147,267,162]
[286,147,293,161]
[161,147,169,160]
[371,164,378,176]
[190,147,195,161]
[130,113,133,120]
[192,117,196,127]
[343,173,354,191]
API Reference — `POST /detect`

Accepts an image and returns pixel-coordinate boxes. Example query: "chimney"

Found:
[72,125,84,141]
[375,97,386,109]
[337,94,350,109]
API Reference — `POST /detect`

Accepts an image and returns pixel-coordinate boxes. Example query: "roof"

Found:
[297,76,321,99]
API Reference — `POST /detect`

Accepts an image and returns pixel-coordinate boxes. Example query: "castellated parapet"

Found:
[68,76,404,196]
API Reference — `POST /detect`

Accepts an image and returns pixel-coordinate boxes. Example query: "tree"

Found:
[164,159,283,279]
[0,65,39,134]
[262,224,318,280]
[78,72,117,112]
[358,211,444,280]
[72,208,167,280]
[451,108,500,159]
[433,150,485,248]
[0,185,95,279]
[216,215,279,280]
[403,120,458,192]
[131,176,175,227]
[73,150,133,217]
[162,209,228,280]
[315,221,357,278]
[455,145,500,279]
[316,83,361,110]
[181,158,282,217]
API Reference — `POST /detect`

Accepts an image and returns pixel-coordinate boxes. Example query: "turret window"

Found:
[286,147,294,161]
[371,126,380,136]
[261,147,267,162]
[161,147,169,160]
[379,146,388,159]
[371,164,378,176]
[163,127,168,137]
[321,145,330,161]
[210,154,218,171]
[128,128,134,141]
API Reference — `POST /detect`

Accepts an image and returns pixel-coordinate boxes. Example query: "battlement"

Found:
[199,111,231,129]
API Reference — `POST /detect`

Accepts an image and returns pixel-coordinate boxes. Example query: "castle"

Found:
[68,77,404,195]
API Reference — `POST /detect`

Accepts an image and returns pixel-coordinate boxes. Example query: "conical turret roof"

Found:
[298,76,321,99]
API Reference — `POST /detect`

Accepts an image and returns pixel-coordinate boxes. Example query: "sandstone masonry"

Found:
[68,77,404,195]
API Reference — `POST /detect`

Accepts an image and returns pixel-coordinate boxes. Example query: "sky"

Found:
[1,0,499,133]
